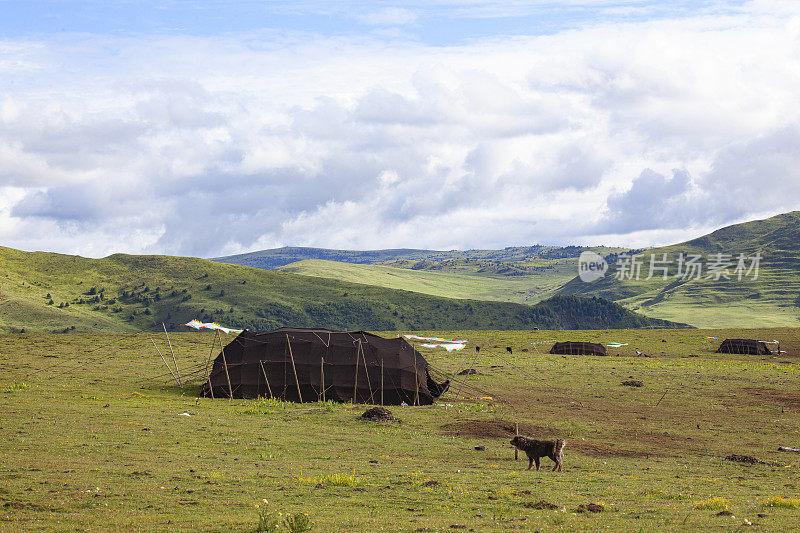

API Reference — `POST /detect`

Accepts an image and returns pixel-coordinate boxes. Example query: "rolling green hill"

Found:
[215,244,625,279]
[557,211,800,327]
[226,246,627,304]
[0,246,683,333]
[277,259,562,303]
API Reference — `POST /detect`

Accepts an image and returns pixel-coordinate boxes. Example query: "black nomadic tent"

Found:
[200,328,450,405]
[716,339,772,355]
[549,341,607,356]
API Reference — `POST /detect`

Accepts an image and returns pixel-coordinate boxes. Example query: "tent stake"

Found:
[655,388,669,406]
[150,337,179,386]
[218,330,233,401]
[162,322,181,388]
[286,334,303,403]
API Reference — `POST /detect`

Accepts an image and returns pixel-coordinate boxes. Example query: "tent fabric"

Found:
[200,327,450,405]
[549,341,607,356]
[716,338,772,355]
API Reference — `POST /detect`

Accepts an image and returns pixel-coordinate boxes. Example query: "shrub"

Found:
[762,496,800,509]
[298,473,363,487]
[693,497,728,510]
[2,382,30,393]
[283,513,312,532]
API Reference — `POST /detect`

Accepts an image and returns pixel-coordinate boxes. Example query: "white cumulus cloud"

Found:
[1,1,800,257]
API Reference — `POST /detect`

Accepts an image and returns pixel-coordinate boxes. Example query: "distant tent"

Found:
[200,328,450,405]
[549,341,607,356]
[716,339,772,355]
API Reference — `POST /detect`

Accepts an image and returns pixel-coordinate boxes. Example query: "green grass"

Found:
[0,246,680,333]
[1,328,798,531]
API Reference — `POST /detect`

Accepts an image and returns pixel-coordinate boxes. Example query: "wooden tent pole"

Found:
[162,322,181,388]
[286,334,303,403]
[218,330,233,401]
[361,343,375,404]
[204,331,223,399]
[259,361,273,399]
[414,350,419,406]
[353,340,361,403]
[380,360,384,406]
[515,422,519,461]
[150,337,179,386]
[203,334,215,399]
[203,330,216,378]
[451,348,473,382]
[321,358,325,403]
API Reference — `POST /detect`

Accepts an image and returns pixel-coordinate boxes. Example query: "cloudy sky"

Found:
[1,1,799,258]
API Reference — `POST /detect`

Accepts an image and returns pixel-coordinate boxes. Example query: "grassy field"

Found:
[1,328,799,531]
[278,259,575,304]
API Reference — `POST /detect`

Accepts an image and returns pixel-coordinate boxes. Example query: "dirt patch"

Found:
[457,368,480,376]
[523,500,559,510]
[440,418,559,439]
[622,380,644,387]
[576,503,604,513]
[571,441,658,458]
[740,388,800,410]
[359,406,397,422]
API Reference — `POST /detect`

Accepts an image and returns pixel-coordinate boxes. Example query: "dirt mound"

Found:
[724,454,763,465]
[440,418,559,439]
[576,503,604,513]
[523,500,559,510]
[360,406,397,422]
[622,380,643,387]
[457,368,480,376]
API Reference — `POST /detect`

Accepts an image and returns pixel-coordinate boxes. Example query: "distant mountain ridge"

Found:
[212,212,800,327]
[213,244,620,270]
[213,247,435,269]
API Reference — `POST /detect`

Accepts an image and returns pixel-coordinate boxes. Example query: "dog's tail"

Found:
[555,438,566,455]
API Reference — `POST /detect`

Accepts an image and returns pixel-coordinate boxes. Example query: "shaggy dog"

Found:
[510,435,566,471]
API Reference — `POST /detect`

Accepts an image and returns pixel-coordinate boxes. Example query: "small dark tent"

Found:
[200,328,450,405]
[549,341,607,356]
[716,339,772,355]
